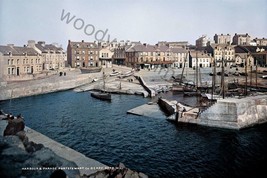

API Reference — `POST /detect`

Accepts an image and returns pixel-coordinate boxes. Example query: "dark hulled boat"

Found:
[90,71,112,101]
[91,91,111,101]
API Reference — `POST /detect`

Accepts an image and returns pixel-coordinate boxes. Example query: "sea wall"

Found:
[162,95,267,130]
[0,77,91,101]
[199,95,267,129]
[157,98,176,116]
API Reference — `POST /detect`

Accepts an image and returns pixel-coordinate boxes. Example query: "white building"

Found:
[189,51,212,68]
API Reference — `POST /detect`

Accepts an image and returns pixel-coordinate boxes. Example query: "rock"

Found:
[3,118,25,136]
[118,162,126,169]
[50,169,67,178]
[0,135,79,178]
[124,169,139,178]
[139,172,149,178]
[25,141,44,153]
[86,163,147,178]
[0,136,30,177]
[16,130,27,141]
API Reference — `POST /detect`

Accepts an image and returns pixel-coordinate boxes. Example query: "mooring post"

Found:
[175,103,179,123]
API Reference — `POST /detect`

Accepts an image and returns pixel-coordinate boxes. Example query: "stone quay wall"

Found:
[0,76,92,101]
[199,95,267,129]
[162,95,267,130]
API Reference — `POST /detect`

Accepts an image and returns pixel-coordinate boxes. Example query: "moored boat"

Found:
[80,67,102,74]
[91,91,111,101]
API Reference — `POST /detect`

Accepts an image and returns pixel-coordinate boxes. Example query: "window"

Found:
[17,59,19,64]
[8,68,11,74]
[11,59,14,65]
[8,59,10,65]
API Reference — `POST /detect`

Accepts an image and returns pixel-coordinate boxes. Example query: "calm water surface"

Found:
[1,91,267,178]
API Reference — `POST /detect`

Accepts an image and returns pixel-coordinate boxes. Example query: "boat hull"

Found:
[91,92,111,101]
[80,67,102,74]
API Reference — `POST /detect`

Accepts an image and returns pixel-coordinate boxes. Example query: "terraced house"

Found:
[67,40,100,68]
[125,43,188,69]
[0,44,43,81]
[189,51,212,68]
[207,44,235,67]
[27,40,66,70]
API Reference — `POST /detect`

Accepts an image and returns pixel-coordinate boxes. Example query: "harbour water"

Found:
[1,91,267,177]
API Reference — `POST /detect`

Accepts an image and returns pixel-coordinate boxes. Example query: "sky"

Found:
[0,0,266,49]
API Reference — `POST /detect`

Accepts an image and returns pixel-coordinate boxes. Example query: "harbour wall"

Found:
[0,76,92,101]
[199,95,267,129]
[161,95,267,130]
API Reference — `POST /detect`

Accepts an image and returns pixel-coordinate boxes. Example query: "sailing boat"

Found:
[91,71,111,101]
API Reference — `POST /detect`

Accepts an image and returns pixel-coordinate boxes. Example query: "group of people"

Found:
[0,110,23,121]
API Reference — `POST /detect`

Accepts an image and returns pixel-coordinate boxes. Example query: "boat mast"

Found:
[181,49,188,84]
[221,48,225,99]
[212,57,216,100]
[103,71,106,92]
[245,53,248,96]
[256,59,258,88]
[196,51,199,89]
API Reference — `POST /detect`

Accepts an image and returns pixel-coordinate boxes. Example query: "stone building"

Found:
[232,33,251,45]
[27,40,66,70]
[125,44,172,69]
[254,38,267,46]
[207,44,235,67]
[214,34,231,44]
[234,45,267,67]
[67,40,100,68]
[125,43,188,69]
[112,42,141,65]
[189,51,212,68]
[0,44,43,80]
[169,47,188,68]
[157,41,188,48]
[99,47,114,68]
[195,35,214,49]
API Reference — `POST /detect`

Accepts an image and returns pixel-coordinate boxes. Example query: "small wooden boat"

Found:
[262,75,267,79]
[91,91,111,101]
[90,70,111,101]
[80,67,102,74]
[109,71,121,76]
[119,71,134,78]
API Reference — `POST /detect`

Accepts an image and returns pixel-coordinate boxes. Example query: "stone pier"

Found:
[161,95,267,130]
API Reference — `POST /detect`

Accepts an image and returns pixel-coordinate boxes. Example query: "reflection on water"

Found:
[1,91,267,178]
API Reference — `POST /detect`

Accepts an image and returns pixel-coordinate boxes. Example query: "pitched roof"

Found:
[234,45,267,53]
[0,45,38,55]
[190,51,211,58]
[35,43,64,53]
[68,41,99,49]
[170,47,187,53]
